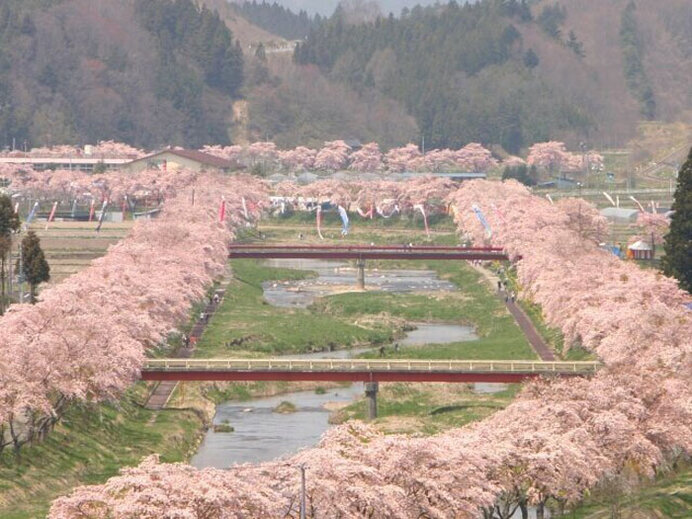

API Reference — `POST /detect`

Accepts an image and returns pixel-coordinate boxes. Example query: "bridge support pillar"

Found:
[356,260,365,290]
[364,381,378,420]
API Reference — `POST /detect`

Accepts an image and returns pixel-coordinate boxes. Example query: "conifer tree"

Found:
[18,230,50,303]
[662,147,692,293]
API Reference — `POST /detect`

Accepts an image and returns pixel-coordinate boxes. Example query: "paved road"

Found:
[470,264,556,361]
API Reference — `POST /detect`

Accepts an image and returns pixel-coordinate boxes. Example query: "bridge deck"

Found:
[141,359,600,383]
[228,245,512,261]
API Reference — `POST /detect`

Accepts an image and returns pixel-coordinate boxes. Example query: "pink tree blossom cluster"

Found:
[348,142,384,172]
[278,146,318,172]
[199,141,500,174]
[51,179,690,518]
[296,176,456,216]
[527,142,603,173]
[0,164,200,205]
[0,141,145,159]
[314,140,352,171]
[200,145,244,163]
[0,172,268,455]
[631,212,670,246]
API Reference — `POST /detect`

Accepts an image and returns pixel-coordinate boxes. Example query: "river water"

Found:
[191,259,507,469]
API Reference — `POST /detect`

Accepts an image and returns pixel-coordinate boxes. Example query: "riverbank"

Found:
[0,385,205,519]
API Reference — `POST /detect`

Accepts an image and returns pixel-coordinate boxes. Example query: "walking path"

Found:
[469,264,556,361]
[145,276,231,410]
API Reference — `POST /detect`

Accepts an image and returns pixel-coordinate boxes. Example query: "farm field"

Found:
[23,221,134,284]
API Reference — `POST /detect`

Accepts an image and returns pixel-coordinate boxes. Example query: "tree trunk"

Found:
[29,282,36,304]
[519,500,528,519]
[536,502,545,519]
[0,253,5,314]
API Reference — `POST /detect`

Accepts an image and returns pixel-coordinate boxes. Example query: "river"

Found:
[191,259,507,469]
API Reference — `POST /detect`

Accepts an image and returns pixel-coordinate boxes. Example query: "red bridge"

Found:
[142,359,600,419]
[228,244,512,261]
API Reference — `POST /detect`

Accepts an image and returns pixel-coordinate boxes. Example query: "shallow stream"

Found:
[191,259,507,469]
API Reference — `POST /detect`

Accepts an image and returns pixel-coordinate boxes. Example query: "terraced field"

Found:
[23,221,134,284]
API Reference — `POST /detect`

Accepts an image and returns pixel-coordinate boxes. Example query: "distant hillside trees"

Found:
[294,1,591,153]
[0,0,244,149]
[619,1,656,120]
[232,1,322,40]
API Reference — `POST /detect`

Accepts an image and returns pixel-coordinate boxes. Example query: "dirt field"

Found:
[22,221,134,284]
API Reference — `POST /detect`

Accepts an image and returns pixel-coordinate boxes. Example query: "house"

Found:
[0,156,129,172]
[600,207,640,224]
[398,172,487,182]
[627,240,654,260]
[125,149,236,173]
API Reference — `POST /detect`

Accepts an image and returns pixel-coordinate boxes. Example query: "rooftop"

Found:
[132,148,234,169]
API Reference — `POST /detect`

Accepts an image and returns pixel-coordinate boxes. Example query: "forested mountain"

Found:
[231,1,323,40]
[295,0,692,152]
[239,0,454,17]
[0,0,689,151]
[0,0,243,149]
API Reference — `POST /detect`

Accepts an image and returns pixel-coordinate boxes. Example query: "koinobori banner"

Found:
[471,204,492,238]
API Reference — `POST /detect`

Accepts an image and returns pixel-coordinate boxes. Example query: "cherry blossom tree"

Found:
[348,142,383,172]
[633,212,669,246]
[384,143,422,173]
[455,143,499,172]
[527,141,572,174]
[279,147,317,172]
[314,140,351,171]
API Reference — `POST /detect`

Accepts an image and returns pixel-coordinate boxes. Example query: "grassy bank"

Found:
[194,259,398,357]
[333,383,521,435]
[316,260,536,360]
[0,386,205,519]
[570,463,691,518]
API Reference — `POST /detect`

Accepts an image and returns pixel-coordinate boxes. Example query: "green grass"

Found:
[315,260,536,360]
[569,464,691,518]
[267,211,457,231]
[195,260,396,356]
[334,383,521,435]
[0,386,204,519]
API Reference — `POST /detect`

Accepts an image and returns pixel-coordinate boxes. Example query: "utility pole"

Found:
[7,234,12,303]
[18,239,23,304]
[299,464,306,519]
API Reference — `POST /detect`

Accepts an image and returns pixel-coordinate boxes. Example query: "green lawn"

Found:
[0,386,204,519]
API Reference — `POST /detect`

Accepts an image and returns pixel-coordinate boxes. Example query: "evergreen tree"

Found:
[0,194,20,313]
[662,147,692,293]
[18,230,50,303]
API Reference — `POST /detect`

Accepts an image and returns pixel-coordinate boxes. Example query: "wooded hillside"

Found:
[295,0,691,152]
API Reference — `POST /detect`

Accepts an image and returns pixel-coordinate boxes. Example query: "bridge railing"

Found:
[143,358,601,374]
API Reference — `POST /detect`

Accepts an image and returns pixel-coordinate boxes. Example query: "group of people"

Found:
[496,279,517,303]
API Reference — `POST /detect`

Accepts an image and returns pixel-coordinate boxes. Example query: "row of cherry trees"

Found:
[0,171,268,455]
[0,164,197,206]
[277,175,457,216]
[0,139,603,175]
[47,180,689,518]
[0,141,146,159]
[203,140,603,174]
